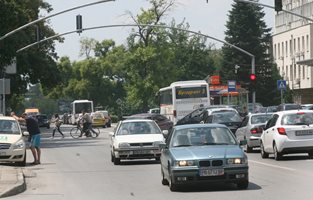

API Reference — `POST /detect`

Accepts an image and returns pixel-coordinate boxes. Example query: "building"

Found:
[272,0,313,103]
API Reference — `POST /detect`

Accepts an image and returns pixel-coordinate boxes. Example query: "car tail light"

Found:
[277,127,286,135]
[250,127,263,134]
[297,112,305,115]
[173,110,177,117]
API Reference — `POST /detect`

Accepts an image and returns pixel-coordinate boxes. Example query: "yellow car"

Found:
[91,112,107,127]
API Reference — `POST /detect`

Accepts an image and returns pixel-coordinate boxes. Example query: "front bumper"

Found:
[170,166,249,185]
[114,147,161,160]
[0,148,26,163]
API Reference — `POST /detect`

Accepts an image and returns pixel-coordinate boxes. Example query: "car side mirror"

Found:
[239,140,247,146]
[22,131,29,136]
[159,142,167,149]
[162,130,169,138]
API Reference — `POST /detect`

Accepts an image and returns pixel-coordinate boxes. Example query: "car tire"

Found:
[244,140,253,153]
[273,143,282,161]
[113,156,120,165]
[111,153,114,162]
[260,142,269,158]
[168,170,178,191]
[308,151,313,159]
[161,168,169,185]
[237,180,249,189]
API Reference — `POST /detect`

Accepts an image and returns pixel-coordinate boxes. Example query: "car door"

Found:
[263,114,279,152]
[235,116,249,141]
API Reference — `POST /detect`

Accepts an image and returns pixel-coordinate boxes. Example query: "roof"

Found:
[0,116,17,121]
[122,119,154,123]
[173,123,227,130]
[159,80,208,91]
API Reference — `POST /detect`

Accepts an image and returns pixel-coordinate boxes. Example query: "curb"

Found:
[0,169,26,198]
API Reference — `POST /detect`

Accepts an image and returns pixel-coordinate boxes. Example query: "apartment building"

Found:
[272,0,313,103]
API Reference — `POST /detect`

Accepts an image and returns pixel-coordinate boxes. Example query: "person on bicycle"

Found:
[79,110,94,137]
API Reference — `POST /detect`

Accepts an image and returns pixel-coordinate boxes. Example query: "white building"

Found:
[273,0,313,103]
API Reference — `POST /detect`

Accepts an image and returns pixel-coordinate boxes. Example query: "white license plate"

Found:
[133,150,151,155]
[199,168,224,176]
[296,130,313,136]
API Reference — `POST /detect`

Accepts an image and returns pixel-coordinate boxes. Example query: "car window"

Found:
[285,104,301,110]
[170,127,237,147]
[241,117,249,127]
[251,115,272,124]
[117,121,161,135]
[0,120,20,134]
[281,113,313,125]
[212,112,242,123]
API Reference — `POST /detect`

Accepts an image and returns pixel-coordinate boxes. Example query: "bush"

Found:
[110,115,119,123]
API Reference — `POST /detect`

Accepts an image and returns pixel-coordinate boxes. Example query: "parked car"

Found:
[301,104,313,110]
[148,108,160,114]
[109,119,164,165]
[276,103,301,111]
[260,110,313,160]
[127,113,173,131]
[95,110,111,127]
[235,113,272,152]
[0,116,28,166]
[176,107,240,126]
[159,123,249,191]
[91,112,106,127]
[35,114,50,129]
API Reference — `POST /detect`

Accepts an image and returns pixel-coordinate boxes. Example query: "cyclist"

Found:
[79,110,97,137]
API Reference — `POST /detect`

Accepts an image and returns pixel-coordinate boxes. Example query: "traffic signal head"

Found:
[250,74,256,81]
[275,0,282,12]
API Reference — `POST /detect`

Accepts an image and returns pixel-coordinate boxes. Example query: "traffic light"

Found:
[250,74,256,81]
[249,74,257,91]
[76,14,83,33]
[275,0,282,12]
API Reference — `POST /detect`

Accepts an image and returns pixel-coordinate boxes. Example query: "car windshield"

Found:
[212,111,242,123]
[117,121,161,135]
[0,120,20,135]
[170,127,237,147]
[281,113,313,125]
[251,115,272,124]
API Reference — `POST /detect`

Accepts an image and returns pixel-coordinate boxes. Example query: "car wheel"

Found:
[260,142,269,159]
[244,140,253,153]
[113,156,121,165]
[168,170,178,191]
[273,143,282,161]
[111,153,114,162]
[161,168,169,185]
[237,180,249,189]
[308,151,313,159]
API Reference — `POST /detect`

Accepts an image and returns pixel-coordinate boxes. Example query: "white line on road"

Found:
[249,160,296,171]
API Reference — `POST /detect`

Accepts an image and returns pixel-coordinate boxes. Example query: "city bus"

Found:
[70,100,94,125]
[159,80,210,124]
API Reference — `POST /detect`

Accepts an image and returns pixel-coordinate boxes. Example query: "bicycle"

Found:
[70,123,100,139]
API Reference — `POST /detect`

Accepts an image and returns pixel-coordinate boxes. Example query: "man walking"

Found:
[21,113,41,165]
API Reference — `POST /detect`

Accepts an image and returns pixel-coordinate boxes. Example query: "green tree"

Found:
[221,1,282,106]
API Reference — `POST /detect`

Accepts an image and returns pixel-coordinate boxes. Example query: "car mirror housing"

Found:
[22,131,29,136]
[239,140,247,146]
[162,130,169,138]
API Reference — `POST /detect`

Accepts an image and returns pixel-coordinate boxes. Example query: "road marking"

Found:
[249,160,296,171]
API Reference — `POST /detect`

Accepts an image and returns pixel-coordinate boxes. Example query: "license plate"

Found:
[133,150,151,155]
[199,168,224,176]
[296,130,313,136]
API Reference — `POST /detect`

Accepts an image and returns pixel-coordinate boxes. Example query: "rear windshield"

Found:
[281,113,313,125]
[251,115,272,124]
[212,111,242,123]
[285,105,301,110]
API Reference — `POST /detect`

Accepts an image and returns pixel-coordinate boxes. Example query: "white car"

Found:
[109,119,164,165]
[260,110,313,160]
[0,116,28,166]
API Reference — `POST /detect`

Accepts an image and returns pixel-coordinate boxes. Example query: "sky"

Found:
[44,0,275,61]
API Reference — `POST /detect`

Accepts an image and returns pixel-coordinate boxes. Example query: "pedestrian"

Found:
[21,113,41,165]
[51,113,64,139]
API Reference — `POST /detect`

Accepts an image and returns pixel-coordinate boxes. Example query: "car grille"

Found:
[199,159,223,167]
[0,143,11,150]
[129,143,153,147]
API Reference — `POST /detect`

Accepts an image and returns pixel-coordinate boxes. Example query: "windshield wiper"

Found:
[202,142,230,145]
[174,144,192,147]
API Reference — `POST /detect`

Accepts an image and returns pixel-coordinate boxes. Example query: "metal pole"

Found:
[281,89,283,104]
[0,0,115,41]
[2,74,5,115]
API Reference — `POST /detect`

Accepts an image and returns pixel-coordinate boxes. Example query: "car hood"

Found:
[0,134,23,144]
[170,145,244,160]
[115,134,164,144]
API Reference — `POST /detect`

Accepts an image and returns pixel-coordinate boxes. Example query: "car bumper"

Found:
[170,166,249,185]
[114,148,161,159]
[0,148,26,162]
[277,138,313,153]
[247,136,261,147]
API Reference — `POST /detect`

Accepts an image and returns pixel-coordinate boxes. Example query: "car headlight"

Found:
[227,158,246,165]
[176,160,195,167]
[13,140,25,150]
[118,142,130,148]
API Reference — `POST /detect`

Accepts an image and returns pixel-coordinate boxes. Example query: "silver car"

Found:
[235,113,272,152]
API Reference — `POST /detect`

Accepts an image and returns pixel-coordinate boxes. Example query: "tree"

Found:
[79,37,97,59]
[221,1,282,106]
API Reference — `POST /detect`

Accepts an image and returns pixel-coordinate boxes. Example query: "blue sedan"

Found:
[160,124,249,191]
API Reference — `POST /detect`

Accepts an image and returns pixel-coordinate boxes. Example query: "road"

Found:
[5,124,313,200]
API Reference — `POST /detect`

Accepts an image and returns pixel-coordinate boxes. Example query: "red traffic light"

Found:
[250,74,256,81]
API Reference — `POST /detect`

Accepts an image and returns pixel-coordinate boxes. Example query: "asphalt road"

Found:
[5,124,313,200]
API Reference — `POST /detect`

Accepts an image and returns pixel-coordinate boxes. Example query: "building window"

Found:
[294,65,297,80]
[290,65,293,81]
[274,44,276,60]
[286,41,288,57]
[286,65,289,80]
[282,42,284,57]
[302,36,305,52]
[303,65,305,79]
[307,35,309,52]
[278,43,281,58]
[298,65,301,79]
[294,38,296,53]
[290,39,293,56]
[298,37,300,52]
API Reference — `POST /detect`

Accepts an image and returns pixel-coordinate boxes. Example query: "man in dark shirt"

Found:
[21,113,41,165]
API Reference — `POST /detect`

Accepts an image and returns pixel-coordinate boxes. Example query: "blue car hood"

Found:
[170,145,244,160]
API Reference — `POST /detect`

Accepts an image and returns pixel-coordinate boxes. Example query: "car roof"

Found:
[0,116,18,121]
[173,123,227,130]
[206,107,238,112]
[122,119,155,123]
[275,110,313,115]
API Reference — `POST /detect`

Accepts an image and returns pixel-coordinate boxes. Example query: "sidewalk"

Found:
[0,166,26,198]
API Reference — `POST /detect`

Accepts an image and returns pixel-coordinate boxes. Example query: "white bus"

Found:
[70,100,94,125]
[159,80,210,124]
